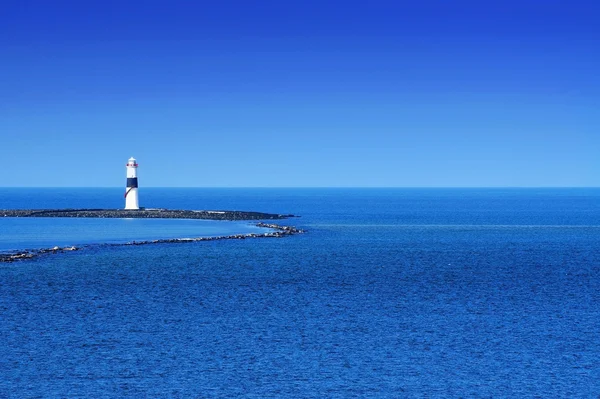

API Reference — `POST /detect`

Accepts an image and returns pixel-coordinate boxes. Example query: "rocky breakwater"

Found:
[0,223,305,263]
[0,208,295,221]
[120,223,305,246]
[1,246,79,263]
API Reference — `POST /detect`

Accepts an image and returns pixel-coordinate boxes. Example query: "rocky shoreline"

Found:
[1,208,295,221]
[0,223,305,263]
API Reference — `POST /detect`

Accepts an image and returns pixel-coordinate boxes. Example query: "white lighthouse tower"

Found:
[124,157,139,210]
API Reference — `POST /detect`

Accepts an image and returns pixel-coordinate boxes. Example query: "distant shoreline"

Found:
[0,208,296,221]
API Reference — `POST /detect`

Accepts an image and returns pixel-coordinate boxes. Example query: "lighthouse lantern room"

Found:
[124,157,139,210]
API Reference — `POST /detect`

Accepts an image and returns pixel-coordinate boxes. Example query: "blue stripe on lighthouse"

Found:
[127,178,138,188]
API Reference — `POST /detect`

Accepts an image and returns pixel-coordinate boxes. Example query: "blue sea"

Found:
[1,188,599,398]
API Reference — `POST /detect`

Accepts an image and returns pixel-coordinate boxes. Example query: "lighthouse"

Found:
[124,157,139,210]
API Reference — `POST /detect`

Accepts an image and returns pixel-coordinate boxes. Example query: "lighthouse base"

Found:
[125,188,139,210]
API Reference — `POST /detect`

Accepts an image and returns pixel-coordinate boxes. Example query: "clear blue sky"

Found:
[1,0,598,187]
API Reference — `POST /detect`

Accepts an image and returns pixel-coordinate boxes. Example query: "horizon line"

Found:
[0,186,598,189]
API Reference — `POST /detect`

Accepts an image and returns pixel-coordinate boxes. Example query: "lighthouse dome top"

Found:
[128,157,136,162]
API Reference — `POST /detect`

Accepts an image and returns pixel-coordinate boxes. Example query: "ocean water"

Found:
[1,188,599,398]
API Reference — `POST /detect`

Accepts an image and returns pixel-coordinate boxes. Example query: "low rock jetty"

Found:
[118,223,304,246]
[0,223,305,263]
[1,246,80,263]
[1,208,295,221]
